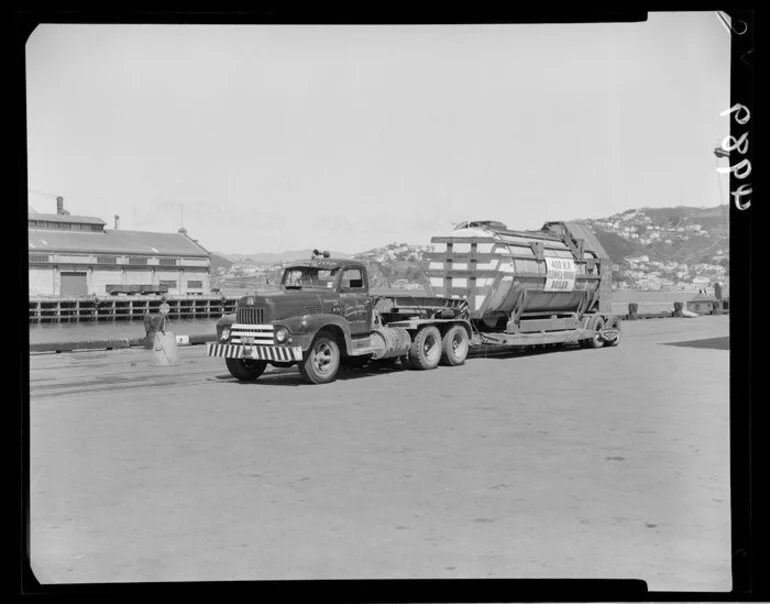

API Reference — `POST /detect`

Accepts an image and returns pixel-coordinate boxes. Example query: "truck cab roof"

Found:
[282,258,367,272]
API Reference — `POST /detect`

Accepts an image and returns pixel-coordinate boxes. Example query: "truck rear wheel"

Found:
[299,330,341,384]
[226,358,268,381]
[407,326,442,370]
[440,325,469,366]
[580,315,606,349]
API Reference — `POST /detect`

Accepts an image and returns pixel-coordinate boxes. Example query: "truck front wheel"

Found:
[407,326,442,370]
[440,325,470,366]
[299,330,341,384]
[226,358,268,381]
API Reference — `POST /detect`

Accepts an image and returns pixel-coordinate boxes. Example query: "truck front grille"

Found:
[237,307,265,324]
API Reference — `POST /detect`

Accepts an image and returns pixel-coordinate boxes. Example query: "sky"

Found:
[26,13,731,255]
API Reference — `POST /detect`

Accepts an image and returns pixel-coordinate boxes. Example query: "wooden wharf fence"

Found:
[29,296,238,324]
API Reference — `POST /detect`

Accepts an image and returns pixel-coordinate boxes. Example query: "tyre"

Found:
[226,358,268,381]
[407,326,442,370]
[602,316,621,347]
[298,330,341,384]
[580,315,606,349]
[440,324,470,366]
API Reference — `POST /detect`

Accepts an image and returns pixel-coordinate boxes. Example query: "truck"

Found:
[207,220,621,384]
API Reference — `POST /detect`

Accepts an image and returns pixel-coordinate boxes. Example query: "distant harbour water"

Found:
[27,289,717,346]
[28,318,221,346]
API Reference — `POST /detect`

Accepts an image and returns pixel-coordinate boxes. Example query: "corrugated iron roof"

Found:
[27,228,210,257]
[28,212,107,225]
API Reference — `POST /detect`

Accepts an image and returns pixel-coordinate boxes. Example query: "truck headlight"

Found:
[275,327,288,343]
[221,327,231,341]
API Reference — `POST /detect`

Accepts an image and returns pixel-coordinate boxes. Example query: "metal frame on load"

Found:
[427,221,614,326]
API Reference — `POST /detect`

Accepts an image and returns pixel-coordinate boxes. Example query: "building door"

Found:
[60,272,88,297]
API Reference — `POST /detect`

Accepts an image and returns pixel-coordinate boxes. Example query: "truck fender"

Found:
[216,314,236,328]
[278,314,353,354]
[215,314,236,340]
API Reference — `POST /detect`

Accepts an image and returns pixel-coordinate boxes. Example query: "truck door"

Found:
[339,267,372,335]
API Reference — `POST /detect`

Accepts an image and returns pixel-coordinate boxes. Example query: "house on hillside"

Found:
[28,203,211,297]
[691,276,711,287]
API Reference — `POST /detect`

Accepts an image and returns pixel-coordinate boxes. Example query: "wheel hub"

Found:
[314,343,333,374]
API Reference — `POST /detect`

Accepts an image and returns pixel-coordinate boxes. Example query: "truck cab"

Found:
[280,260,374,335]
[210,257,380,383]
[208,254,474,385]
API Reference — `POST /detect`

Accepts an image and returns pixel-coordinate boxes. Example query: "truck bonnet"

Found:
[236,291,333,324]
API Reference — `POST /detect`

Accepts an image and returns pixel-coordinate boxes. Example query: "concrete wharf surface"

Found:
[29,316,730,590]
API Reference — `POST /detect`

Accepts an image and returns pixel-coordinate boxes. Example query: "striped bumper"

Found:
[207,343,303,362]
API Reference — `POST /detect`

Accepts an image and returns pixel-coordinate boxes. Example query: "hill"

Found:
[216,205,729,291]
[578,205,729,266]
[209,252,234,271]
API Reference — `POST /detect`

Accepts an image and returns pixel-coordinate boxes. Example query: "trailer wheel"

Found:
[602,316,621,347]
[298,330,341,384]
[440,325,470,366]
[580,315,606,349]
[226,358,268,381]
[407,326,442,370]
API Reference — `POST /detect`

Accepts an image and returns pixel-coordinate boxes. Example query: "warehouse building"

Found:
[29,200,211,297]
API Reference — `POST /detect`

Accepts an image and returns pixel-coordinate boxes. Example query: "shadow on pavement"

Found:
[470,343,591,360]
[663,336,729,350]
[213,363,408,386]
[210,346,606,386]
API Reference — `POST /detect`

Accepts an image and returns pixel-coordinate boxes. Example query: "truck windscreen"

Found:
[282,268,338,289]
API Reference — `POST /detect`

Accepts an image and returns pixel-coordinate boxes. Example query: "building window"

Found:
[187,280,203,289]
[159,280,177,289]
[129,257,149,265]
[159,258,177,267]
[97,255,117,264]
[29,254,50,263]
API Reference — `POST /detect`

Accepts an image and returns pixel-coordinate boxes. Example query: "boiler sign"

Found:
[544,257,576,292]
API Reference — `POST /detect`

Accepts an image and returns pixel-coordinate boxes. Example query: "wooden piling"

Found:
[29,295,238,324]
